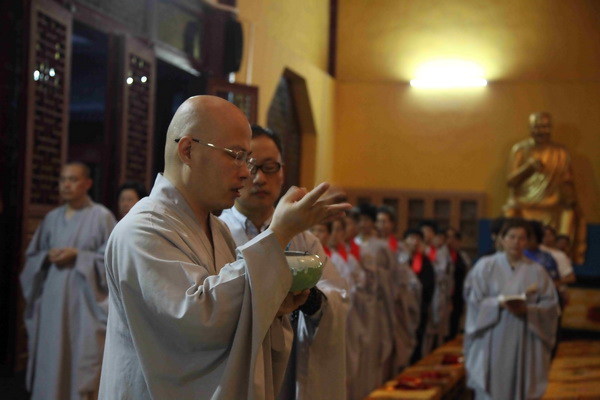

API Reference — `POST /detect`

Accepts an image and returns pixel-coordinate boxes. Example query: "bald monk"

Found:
[98,96,350,400]
[21,162,116,400]
[503,112,586,263]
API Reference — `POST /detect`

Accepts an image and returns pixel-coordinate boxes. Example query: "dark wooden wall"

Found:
[1,0,248,376]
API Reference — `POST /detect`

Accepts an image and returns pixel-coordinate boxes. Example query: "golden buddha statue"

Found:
[503,112,586,263]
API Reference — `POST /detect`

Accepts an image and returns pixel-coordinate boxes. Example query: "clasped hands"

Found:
[47,247,78,267]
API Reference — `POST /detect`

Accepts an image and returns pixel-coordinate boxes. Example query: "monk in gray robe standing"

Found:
[464,218,559,400]
[353,203,398,390]
[99,96,350,400]
[20,162,117,400]
[219,125,349,400]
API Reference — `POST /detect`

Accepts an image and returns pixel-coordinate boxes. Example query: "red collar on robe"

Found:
[336,243,348,262]
[388,235,398,253]
[427,245,437,262]
[449,248,458,264]
[323,245,332,258]
[412,252,423,274]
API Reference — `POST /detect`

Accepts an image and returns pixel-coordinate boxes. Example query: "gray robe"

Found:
[393,256,422,370]
[220,207,350,400]
[338,244,380,400]
[329,250,365,400]
[20,199,116,400]
[423,244,453,354]
[99,174,293,400]
[353,236,397,390]
[464,252,560,400]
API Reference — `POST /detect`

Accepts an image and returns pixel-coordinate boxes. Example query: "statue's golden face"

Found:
[530,115,552,145]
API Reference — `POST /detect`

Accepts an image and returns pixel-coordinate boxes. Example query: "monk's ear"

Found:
[176,137,193,166]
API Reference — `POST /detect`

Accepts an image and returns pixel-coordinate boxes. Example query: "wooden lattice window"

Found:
[118,37,155,191]
[125,55,152,184]
[29,9,70,206]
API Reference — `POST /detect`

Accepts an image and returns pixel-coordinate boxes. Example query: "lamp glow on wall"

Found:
[410,59,487,88]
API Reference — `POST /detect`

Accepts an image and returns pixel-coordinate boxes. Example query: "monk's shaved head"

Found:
[164,96,249,172]
[64,161,91,179]
[162,95,252,218]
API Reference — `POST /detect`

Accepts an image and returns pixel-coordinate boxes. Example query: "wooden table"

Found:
[365,336,468,400]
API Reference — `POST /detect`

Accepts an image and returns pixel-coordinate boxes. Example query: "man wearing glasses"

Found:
[220,125,349,400]
[99,96,350,400]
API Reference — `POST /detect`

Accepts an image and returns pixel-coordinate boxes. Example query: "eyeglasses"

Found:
[250,161,283,176]
[174,137,256,170]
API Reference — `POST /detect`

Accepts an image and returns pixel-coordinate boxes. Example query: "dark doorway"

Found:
[267,76,302,194]
[153,59,206,177]
[68,21,111,204]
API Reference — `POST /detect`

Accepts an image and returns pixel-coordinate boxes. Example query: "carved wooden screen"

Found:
[207,79,258,124]
[267,76,301,191]
[118,37,155,191]
[20,0,72,370]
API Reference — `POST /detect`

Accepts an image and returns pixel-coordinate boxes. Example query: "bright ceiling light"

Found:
[410,59,487,88]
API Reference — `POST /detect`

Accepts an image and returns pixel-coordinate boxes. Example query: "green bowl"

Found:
[285,251,323,292]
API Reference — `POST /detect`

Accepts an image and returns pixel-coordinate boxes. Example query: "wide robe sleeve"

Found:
[72,206,116,310]
[20,218,51,314]
[463,263,502,338]
[462,258,502,392]
[298,233,349,400]
[19,216,52,389]
[524,265,560,350]
[103,212,293,400]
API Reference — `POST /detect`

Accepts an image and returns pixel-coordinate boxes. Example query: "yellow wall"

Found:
[235,0,335,187]
[334,0,600,222]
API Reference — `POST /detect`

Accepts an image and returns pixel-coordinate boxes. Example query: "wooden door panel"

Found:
[117,36,155,191]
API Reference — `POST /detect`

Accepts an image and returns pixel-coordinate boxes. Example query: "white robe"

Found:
[540,244,573,279]
[219,207,350,400]
[99,174,293,400]
[464,252,559,400]
[20,199,116,400]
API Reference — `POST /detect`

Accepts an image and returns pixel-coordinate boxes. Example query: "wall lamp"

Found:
[410,59,487,88]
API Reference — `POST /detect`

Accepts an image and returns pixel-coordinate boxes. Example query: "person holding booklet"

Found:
[463,218,560,400]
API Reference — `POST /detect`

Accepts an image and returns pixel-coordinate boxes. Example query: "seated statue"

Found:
[503,112,586,264]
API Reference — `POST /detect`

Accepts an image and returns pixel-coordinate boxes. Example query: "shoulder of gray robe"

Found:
[100,175,294,400]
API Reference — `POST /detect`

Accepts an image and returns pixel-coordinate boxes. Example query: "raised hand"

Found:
[270,183,351,249]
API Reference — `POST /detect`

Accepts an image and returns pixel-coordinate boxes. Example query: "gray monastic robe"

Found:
[393,256,422,370]
[353,236,398,389]
[220,207,350,400]
[329,250,367,400]
[99,175,294,400]
[423,244,453,354]
[464,252,560,400]
[20,199,116,400]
